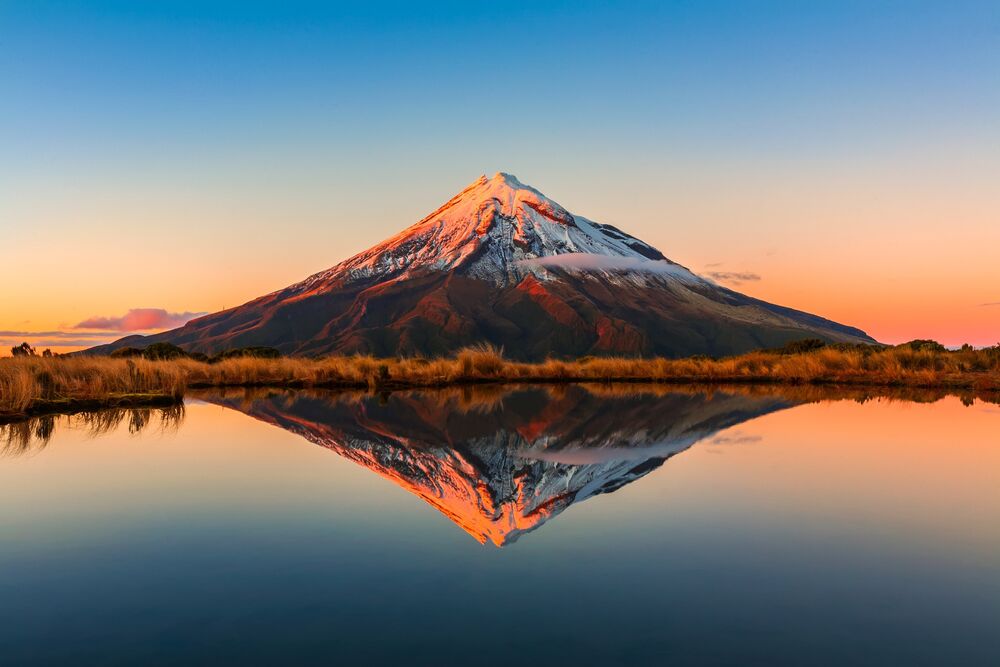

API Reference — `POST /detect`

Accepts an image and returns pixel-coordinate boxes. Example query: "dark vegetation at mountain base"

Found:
[2,338,999,421]
[10,342,54,358]
[109,343,281,363]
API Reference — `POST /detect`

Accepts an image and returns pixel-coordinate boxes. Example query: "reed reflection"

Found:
[0,405,185,457]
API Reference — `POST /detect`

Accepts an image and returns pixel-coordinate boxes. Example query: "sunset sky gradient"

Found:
[2,1,998,352]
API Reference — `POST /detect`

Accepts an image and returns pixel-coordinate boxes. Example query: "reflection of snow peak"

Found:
[207,386,794,547]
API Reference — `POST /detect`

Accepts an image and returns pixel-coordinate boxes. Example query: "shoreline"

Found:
[187,372,998,391]
[0,350,1000,423]
[2,345,999,422]
[5,378,1000,426]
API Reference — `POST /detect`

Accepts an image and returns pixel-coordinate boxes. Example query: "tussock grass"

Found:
[0,356,186,419]
[3,343,999,418]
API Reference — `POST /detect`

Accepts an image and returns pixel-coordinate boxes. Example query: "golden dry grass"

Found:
[0,356,186,419]
[2,344,999,419]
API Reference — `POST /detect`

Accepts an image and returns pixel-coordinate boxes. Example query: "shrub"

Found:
[209,347,281,363]
[110,347,144,359]
[898,339,947,353]
[768,339,826,355]
[10,342,36,357]
[140,343,190,360]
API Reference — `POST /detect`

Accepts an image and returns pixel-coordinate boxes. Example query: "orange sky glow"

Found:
[3,163,997,355]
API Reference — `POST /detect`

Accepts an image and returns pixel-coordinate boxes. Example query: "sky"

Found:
[2,0,998,353]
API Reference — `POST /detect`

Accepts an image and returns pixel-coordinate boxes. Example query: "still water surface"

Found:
[1,385,997,665]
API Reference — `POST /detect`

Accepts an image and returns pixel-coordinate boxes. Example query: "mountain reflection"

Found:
[203,385,796,546]
[4,384,989,545]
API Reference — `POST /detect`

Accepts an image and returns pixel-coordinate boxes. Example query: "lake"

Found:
[1,385,997,666]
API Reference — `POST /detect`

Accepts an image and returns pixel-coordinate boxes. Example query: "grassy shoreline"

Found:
[2,344,999,421]
[1,393,180,424]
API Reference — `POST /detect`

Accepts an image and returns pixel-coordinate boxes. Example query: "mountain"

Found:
[203,385,797,545]
[88,172,874,359]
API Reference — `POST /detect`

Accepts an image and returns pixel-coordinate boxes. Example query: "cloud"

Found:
[0,336,120,348]
[0,330,117,339]
[708,433,763,445]
[0,330,125,350]
[517,253,697,279]
[980,302,1000,307]
[73,308,206,332]
[704,271,762,285]
[0,308,204,353]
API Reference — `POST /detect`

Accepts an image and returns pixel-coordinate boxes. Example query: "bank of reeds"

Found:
[0,356,186,420]
[2,344,999,420]
[180,344,996,390]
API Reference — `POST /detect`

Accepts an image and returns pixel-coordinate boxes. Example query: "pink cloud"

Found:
[74,308,206,332]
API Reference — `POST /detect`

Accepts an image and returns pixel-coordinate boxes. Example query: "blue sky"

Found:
[6,1,997,163]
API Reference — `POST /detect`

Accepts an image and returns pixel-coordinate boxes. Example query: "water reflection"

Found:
[199,385,790,545]
[196,384,998,545]
[0,405,185,457]
[4,385,995,547]
[1,385,996,665]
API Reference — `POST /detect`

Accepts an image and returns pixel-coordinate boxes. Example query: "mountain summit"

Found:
[289,171,673,289]
[89,173,874,359]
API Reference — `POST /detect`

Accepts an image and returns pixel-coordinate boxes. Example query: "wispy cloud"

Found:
[1,337,120,348]
[980,301,1000,307]
[73,308,206,332]
[0,330,125,349]
[517,254,697,279]
[708,433,763,445]
[703,431,764,454]
[0,330,116,339]
[704,271,762,285]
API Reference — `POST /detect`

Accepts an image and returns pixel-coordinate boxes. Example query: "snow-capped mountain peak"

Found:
[299,172,677,288]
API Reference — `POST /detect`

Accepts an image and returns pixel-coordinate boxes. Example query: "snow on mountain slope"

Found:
[291,172,695,290]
